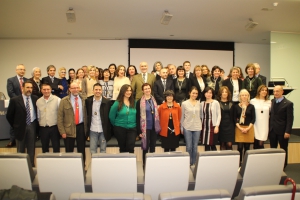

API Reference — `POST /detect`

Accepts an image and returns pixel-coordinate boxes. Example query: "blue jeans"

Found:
[90,130,106,154]
[183,128,200,165]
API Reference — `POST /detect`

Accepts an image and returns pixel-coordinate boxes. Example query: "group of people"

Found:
[5,61,293,168]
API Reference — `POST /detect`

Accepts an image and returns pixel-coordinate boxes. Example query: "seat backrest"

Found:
[240,149,285,189]
[237,185,300,200]
[159,189,231,200]
[144,152,190,200]
[0,153,34,190]
[91,153,137,193]
[193,150,240,196]
[69,192,151,200]
[36,153,85,200]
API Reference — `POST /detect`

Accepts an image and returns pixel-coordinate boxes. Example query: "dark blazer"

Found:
[190,76,208,101]
[258,74,267,85]
[153,77,174,105]
[186,72,194,79]
[7,76,28,98]
[85,95,112,141]
[29,77,42,98]
[222,78,243,100]
[269,97,293,135]
[41,76,62,97]
[6,95,38,140]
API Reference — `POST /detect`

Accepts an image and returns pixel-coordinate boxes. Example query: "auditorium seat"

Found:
[0,153,38,190]
[144,152,190,200]
[190,151,240,197]
[159,189,231,200]
[236,184,300,200]
[36,153,86,200]
[90,153,138,193]
[69,192,152,200]
[233,148,286,198]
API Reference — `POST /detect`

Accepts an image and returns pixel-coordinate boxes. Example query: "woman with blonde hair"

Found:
[234,89,256,165]
[82,65,98,97]
[250,85,271,149]
[74,68,85,93]
[222,66,243,104]
[190,65,207,101]
[58,67,68,98]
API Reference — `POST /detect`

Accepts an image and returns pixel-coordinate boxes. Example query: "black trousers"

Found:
[114,126,136,153]
[269,131,289,168]
[40,125,60,153]
[142,129,157,164]
[63,123,86,164]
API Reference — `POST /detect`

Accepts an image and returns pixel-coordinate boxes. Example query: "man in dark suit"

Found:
[41,65,63,97]
[6,80,38,166]
[85,83,111,154]
[167,64,177,79]
[254,63,267,85]
[269,85,294,168]
[153,68,174,105]
[131,62,156,100]
[6,64,28,147]
[183,61,193,78]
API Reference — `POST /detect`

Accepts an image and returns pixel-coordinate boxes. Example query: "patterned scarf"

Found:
[140,95,161,150]
[239,103,247,124]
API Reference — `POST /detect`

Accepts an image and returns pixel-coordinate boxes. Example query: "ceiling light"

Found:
[245,18,258,31]
[66,7,76,23]
[160,10,173,25]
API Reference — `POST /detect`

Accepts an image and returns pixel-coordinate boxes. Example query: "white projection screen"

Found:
[129,39,234,74]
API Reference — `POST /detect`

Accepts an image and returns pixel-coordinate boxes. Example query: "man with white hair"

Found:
[6,64,28,147]
[254,63,266,85]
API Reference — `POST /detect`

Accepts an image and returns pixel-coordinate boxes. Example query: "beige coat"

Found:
[57,94,87,138]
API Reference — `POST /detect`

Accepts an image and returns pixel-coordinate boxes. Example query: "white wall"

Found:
[271,32,300,128]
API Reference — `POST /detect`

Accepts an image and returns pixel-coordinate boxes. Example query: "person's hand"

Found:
[284,133,290,139]
[181,129,183,134]
[139,133,144,138]
[214,126,219,134]
[58,85,64,90]
[61,133,67,139]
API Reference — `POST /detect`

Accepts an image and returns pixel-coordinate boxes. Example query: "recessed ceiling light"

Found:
[273,2,278,7]
[271,41,277,44]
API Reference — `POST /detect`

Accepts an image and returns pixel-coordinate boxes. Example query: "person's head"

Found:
[245,63,256,76]
[183,61,191,72]
[189,86,198,100]
[93,83,102,98]
[47,65,56,77]
[168,64,176,75]
[102,68,110,79]
[273,85,284,99]
[116,65,126,77]
[31,67,41,79]
[116,84,134,110]
[95,67,100,78]
[153,61,163,72]
[211,65,221,78]
[236,66,245,79]
[220,68,225,78]
[69,82,80,96]
[253,63,260,75]
[76,68,84,79]
[193,65,202,77]
[239,89,250,103]
[176,66,186,78]
[98,68,104,80]
[139,62,148,73]
[201,65,211,76]
[87,66,96,78]
[164,90,175,103]
[58,67,66,78]
[227,66,240,79]
[126,65,138,77]
[203,87,215,100]
[218,86,232,101]
[41,83,52,98]
[256,85,269,100]
[68,68,75,80]
[22,80,33,96]
[142,83,152,96]
[82,65,88,77]
[160,68,168,79]
[108,63,116,76]
[16,64,26,77]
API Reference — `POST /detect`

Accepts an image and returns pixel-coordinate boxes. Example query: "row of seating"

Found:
[0,149,288,200]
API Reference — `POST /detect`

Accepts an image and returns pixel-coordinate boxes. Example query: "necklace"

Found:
[177,79,183,92]
[146,98,154,114]
[247,77,255,91]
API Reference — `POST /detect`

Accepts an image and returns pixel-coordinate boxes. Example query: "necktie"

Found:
[186,73,189,78]
[26,97,31,125]
[19,77,23,92]
[163,80,166,92]
[51,77,54,83]
[142,73,146,83]
[74,96,79,124]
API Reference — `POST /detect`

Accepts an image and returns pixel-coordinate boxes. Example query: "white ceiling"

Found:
[0,0,300,44]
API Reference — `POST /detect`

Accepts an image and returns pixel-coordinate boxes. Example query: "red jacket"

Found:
[158,101,181,137]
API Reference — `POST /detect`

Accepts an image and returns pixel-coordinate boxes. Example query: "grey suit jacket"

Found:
[7,76,28,98]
